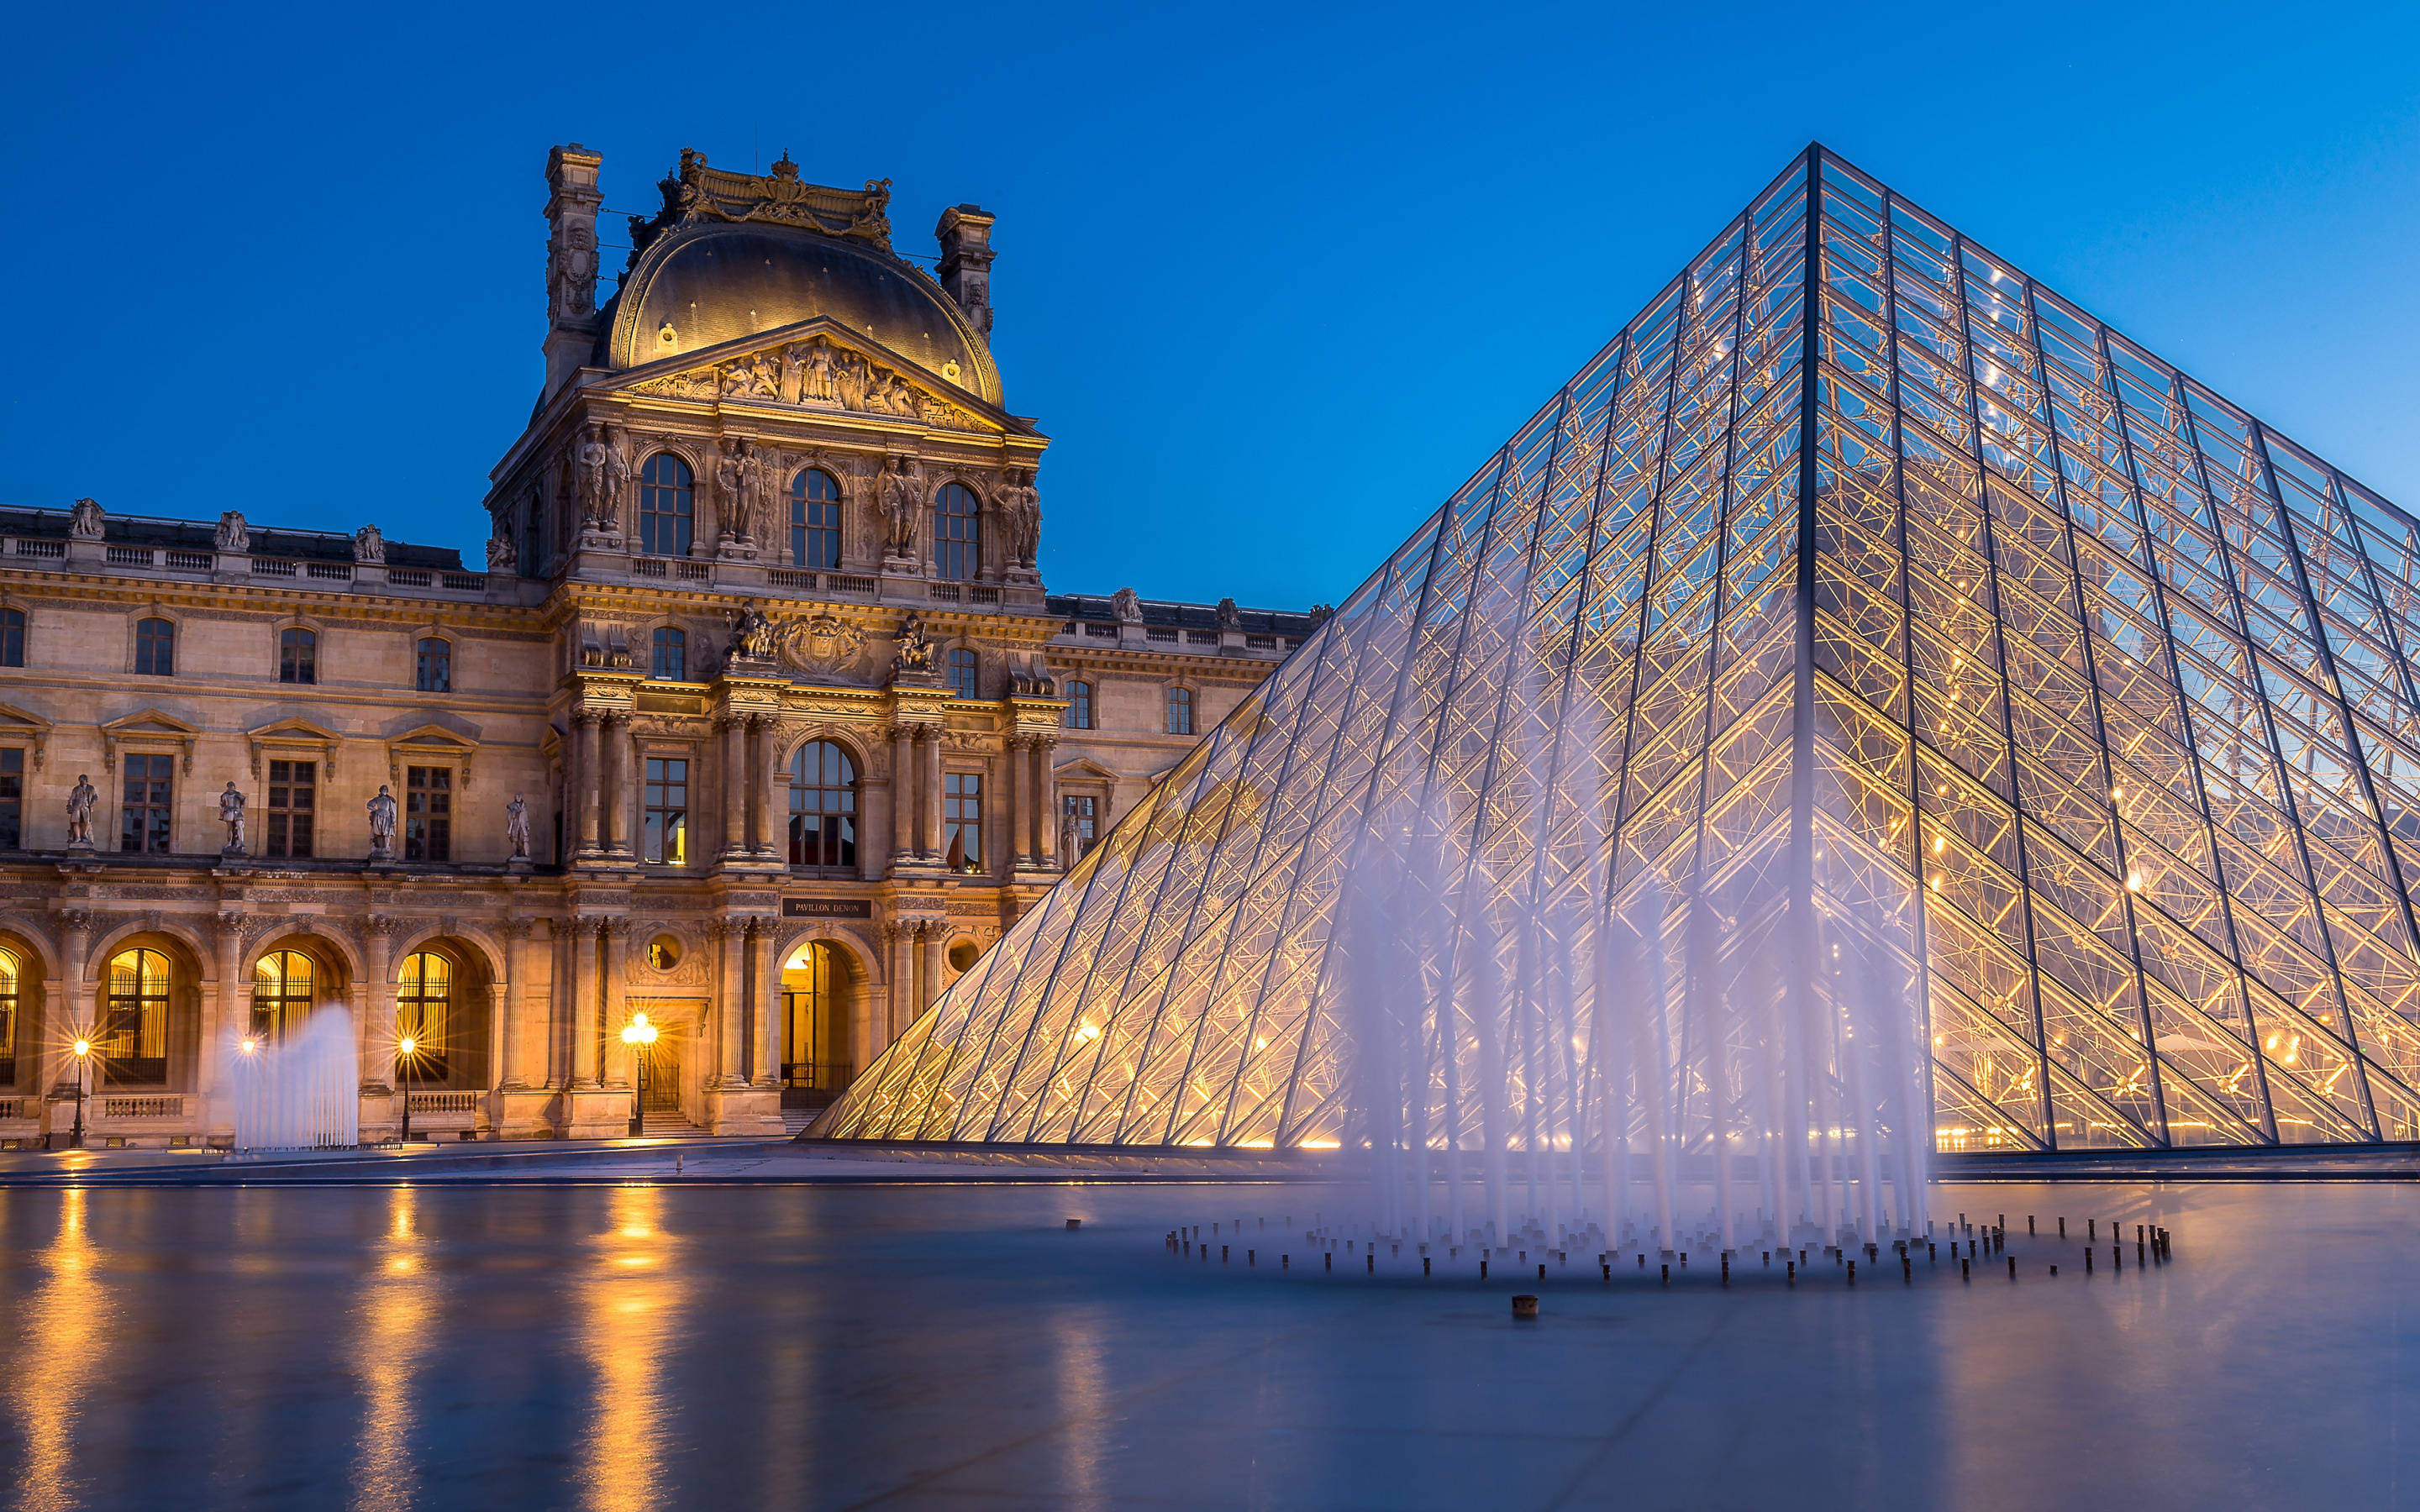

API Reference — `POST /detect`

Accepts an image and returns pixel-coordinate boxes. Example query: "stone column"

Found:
[920,925,944,1016]
[751,919,781,1086]
[1033,738,1056,868]
[574,712,601,853]
[851,935,876,1079]
[363,916,399,1099]
[602,919,630,1085]
[56,910,92,1062]
[202,912,243,1131]
[1000,734,1023,869]
[598,713,626,854]
[720,715,747,858]
[888,923,917,1053]
[744,715,771,855]
[712,919,747,1087]
[922,727,944,858]
[570,919,600,1087]
[889,724,915,863]
[498,919,531,1089]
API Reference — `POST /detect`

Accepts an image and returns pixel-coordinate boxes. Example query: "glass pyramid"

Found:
[820,145,2420,1156]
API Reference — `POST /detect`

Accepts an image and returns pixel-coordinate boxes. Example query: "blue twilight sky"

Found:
[3,3,2417,612]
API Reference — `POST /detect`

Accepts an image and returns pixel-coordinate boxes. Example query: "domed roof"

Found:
[607,219,1002,405]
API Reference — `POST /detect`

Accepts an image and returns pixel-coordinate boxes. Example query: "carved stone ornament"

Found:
[1000,471,1041,570]
[890,614,940,683]
[1111,586,1144,625]
[68,498,104,540]
[1216,597,1242,633]
[656,148,894,250]
[352,524,387,564]
[214,511,250,553]
[776,612,867,680]
[627,336,985,433]
[486,533,518,571]
[723,601,779,667]
[879,454,922,561]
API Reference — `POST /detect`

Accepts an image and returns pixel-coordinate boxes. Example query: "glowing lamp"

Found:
[71,1038,90,1058]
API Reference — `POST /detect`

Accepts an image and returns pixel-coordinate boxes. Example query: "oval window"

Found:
[648,936,682,970]
[947,940,980,973]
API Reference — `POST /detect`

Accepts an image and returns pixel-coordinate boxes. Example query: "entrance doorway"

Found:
[641,1045,681,1113]
[781,942,856,1109]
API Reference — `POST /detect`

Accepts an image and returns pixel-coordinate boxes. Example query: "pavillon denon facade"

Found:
[0,144,1318,1146]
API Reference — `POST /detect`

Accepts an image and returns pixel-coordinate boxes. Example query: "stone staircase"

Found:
[781,1107,816,1138]
[639,1110,709,1139]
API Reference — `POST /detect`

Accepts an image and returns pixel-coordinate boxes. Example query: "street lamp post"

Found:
[621,1012,657,1138]
[66,1037,91,1150]
[397,1035,418,1145]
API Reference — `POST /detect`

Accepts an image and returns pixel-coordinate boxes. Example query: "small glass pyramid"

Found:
[820,146,2420,1157]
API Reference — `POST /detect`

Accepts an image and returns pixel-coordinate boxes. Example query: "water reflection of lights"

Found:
[351,1186,437,1512]
[577,1186,686,1512]
[13,1188,111,1512]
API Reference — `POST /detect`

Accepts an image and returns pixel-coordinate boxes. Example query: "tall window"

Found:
[788,740,857,871]
[278,627,317,685]
[416,638,451,693]
[0,948,17,1084]
[944,772,981,874]
[0,607,24,667]
[783,940,835,1090]
[1064,680,1092,730]
[0,748,21,849]
[949,647,979,700]
[395,951,451,1083]
[644,757,688,864]
[933,483,981,580]
[651,627,686,681]
[134,617,174,676]
[251,949,313,1043]
[792,469,841,570]
[404,766,450,862]
[102,948,169,1086]
[1167,686,1194,735]
[639,453,694,558]
[266,760,314,858]
[1064,794,1097,858]
[120,754,173,853]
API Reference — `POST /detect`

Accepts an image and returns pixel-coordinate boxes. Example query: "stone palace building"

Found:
[0,144,1318,1146]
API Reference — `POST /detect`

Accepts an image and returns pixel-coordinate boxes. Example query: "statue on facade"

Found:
[67,499,104,541]
[506,793,532,861]
[65,774,97,849]
[218,782,247,856]
[892,613,937,678]
[1060,810,1084,864]
[486,533,517,572]
[725,601,777,664]
[797,340,837,403]
[879,454,921,562]
[1111,586,1144,625]
[352,524,387,564]
[1215,597,1242,633]
[366,785,398,860]
[214,511,250,554]
[550,220,597,322]
[1001,471,1041,569]
[713,445,746,543]
[581,427,629,533]
[736,442,770,544]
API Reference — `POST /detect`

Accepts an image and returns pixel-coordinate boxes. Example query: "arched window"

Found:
[415,638,450,693]
[782,940,854,1096]
[948,647,980,700]
[0,949,18,1084]
[792,469,842,570]
[933,482,981,580]
[1166,686,1195,735]
[651,627,686,681]
[278,627,317,685]
[251,949,314,1043]
[0,607,25,668]
[788,740,858,871]
[102,947,170,1087]
[639,453,694,558]
[396,951,452,1084]
[134,617,174,676]
[1064,680,1093,730]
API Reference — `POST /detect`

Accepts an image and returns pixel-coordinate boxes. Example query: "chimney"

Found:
[542,143,606,402]
[935,205,996,339]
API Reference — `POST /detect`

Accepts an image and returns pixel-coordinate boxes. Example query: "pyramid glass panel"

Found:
[819,146,2420,1158]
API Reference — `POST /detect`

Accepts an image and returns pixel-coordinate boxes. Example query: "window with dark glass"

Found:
[1064,794,1097,858]
[1167,686,1194,735]
[639,452,694,558]
[396,951,451,1083]
[933,483,981,580]
[949,647,979,700]
[1064,680,1092,730]
[651,627,686,681]
[0,748,22,849]
[788,740,857,870]
[0,949,16,1085]
[251,949,313,1043]
[644,757,688,864]
[101,947,169,1086]
[120,753,172,853]
[278,627,317,685]
[404,766,450,862]
[944,771,981,874]
[134,617,174,676]
[0,608,25,668]
[416,638,451,693]
[792,469,841,570]
[266,760,314,858]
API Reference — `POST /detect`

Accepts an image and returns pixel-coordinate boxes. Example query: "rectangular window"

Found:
[1064,794,1096,858]
[279,628,316,685]
[644,757,688,864]
[1064,681,1092,730]
[0,609,24,668]
[404,765,451,862]
[416,638,451,693]
[1167,686,1195,736]
[120,753,173,853]
[0,748,20,848]
[266,760,315,858]
[134,618,174,676]
[944,771,982,874]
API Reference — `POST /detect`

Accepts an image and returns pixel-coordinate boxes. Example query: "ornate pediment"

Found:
[245,717,342,780]
[622,329,996,435]
[652,149,892,249]
[0,701,55,771]
[98,708,201,774]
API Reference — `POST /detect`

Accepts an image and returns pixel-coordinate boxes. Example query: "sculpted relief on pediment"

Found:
[628,336,988,433]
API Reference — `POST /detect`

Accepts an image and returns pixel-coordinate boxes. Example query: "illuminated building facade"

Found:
[823,146,2420,1154]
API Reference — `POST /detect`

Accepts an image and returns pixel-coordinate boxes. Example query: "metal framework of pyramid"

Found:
[820,145,2420,1153]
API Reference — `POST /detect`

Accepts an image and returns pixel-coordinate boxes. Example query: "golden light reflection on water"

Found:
[1054,1302,1110,1503]
[350,1186,438,1512]
[576,1186,687,1512]
[12,1189,111,1512]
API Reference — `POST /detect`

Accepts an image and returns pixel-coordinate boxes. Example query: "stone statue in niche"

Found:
[66,774,97,849]
[1060,810,1082,864]
[737,442,771,544]
[1001,471,1041,569]
[1111,586,1144,625]
[714,445,745,540]
[1215,597,1242,633]
[581,427,630,533]
[879,455,922,562]
[68,499,104,540]
[366,785,398,860]
[353,524,387,564]
[487,533,518,571]
[892,613,937,678]
[506,793,532,861]
[214,511,250,553]
[219,782,248,856]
